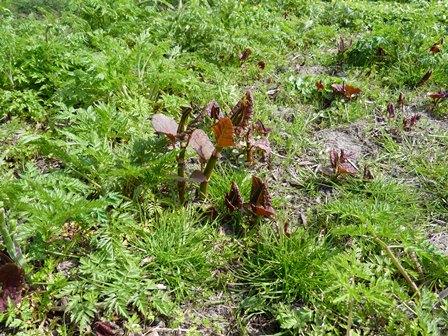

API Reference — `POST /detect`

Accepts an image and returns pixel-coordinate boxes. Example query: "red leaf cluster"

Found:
[224,177,275,218]
[246,120,272,163]
[257,61,266,70]
[329,149,358,176]
[403,114,421,131]
[230,90,254,133]
[387,102,395,119]
[249,176,275,218]
[94,321,119,336]
[205,101,223,120]
[331,83,361,99]
[397,92,405,109]
[428,91,448,101]
[225,182,243,211]
[0,252,25,312]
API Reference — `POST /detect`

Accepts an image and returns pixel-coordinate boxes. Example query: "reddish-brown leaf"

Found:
[230,90,254,132]
[430,39,443,54]
[0,252,25,312]
[387,102,395,119]
[329,148,339,168]
[251,138,272,155]
[212,117,235,148]
[204,101,223,120]
[331,83,361,99]
[225,182,243,212]
[94,321,118,336]
[316,80,325,92]
[188,129,215,162]
[336,162,358,175]
[253,120,272,136]
[151,114,178,142]
[329,149,358,176]
[283,221,291,238]
[343,84,361,99]
[428,91,448,100]
[397,92,405,108]
[249,176,275,218]
[417,70,432,86]
[403,114,421,131]
[257,61,266,70]
[239,48,252,61]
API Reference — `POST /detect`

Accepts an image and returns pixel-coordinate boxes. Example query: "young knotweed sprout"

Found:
[224,182,243,212]
[397,92,405,112]
[329,149,358,176]
[386,102,395,119]
[248,176,275,218]
[199,117,235,199]
[230,90,254,136]
[229,90,272,164]
[246,126,272,164]
[224,176,275,219]
[402,114,421,131]
[429,38,443,54]
[428,90,448,112]
[331,83,361,100]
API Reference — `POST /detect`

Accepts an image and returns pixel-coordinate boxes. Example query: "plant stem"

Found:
[176,107,191,204]
[199,147,221,199]
[177,148,187,204]
[374,236,420,298]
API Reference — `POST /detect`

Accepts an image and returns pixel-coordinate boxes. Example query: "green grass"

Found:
[0,0,448,335]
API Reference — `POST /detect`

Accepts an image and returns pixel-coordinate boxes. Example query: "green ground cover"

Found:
[0,0,447,335]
